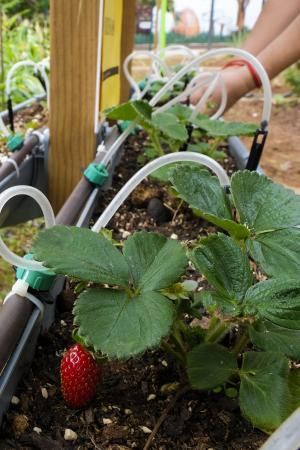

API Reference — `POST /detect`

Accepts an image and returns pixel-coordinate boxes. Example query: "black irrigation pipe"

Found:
[0,134,41,181]
[0,125,123,423]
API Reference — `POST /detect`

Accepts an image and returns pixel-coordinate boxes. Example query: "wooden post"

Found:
[120,0,136,103]
[49,0,100,211]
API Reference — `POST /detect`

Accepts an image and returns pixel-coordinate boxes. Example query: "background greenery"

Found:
[0,3,49,109]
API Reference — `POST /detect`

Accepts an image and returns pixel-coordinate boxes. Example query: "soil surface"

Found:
[0,136,267,450]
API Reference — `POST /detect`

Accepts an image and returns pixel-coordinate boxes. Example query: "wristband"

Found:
[223,59,262,89]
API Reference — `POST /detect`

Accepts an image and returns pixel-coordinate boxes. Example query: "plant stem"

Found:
[161,340,185,367]
[232,329,249,355]
[151,131,164,156]
[205,317,231,343]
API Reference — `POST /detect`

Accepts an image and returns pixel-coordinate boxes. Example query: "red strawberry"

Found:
[60,343,101,409]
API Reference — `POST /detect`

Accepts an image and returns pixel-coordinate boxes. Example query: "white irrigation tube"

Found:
[151,47,272,125]
[153,44,195,77]
[153,72,216,115]
[103,48,271,168]
[0,186,55,271]
[6,59,50,108]
[191,72,221,119]
[92,152,229,232]
[35,60,50,109]
[102,73,215,166]
[123,50,172,100]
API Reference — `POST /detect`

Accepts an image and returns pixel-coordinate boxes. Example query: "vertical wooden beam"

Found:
[49,0,100,211]
[120,0,136,103]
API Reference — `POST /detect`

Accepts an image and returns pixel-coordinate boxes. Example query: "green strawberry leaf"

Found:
[231,171,300,231]
[166,103,193,121]
[33,226,129,286]
[187,343,238,390]
[123,231,187,292]
[239,352,290,431]
[249,320,300,360]
[193,290,242,316]
[192,119,257,137]
[74,288,175,359]
[247,227,300,278]
[288,370,300,412]
[104,99,152,122]
[192,234,253,302]
[170,165,249,239]
[231,171,300,278]
[152,112,188,141]
[243,279,300,329]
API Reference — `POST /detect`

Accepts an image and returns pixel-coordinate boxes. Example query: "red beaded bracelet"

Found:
[222,59,262,89]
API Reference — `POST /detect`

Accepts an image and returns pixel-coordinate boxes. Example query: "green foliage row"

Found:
[105,100,257,163]
[0,10,49,109]
[32,168,300,432]
[1,0,48,18]
[285,63,300,97]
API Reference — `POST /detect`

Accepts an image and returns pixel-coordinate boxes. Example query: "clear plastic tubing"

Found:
[151,47,272,125]
[6,61,37,98]
[123,50,172,100]
[92,152,230,233]
[153,72,216,115]
[0,186,55,271]
[103,48,271,167]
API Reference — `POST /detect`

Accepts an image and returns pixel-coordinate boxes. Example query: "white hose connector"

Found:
[123,50,172,100]
[0,186,55,271]
[151,47,272,126]
[92,152,229,232]
[4,281,45,318]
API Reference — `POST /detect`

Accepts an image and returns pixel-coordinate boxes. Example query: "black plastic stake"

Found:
[246,122,268,171]
[7,97,14,134]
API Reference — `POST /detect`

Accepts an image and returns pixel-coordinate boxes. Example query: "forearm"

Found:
[256,15,300,80]
[243,0,300,55]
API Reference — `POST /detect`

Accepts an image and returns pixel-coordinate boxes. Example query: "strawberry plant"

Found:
[32,169,300,432]
[104,100,257,162]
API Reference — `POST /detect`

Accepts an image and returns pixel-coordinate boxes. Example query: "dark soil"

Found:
[1,133,267,449]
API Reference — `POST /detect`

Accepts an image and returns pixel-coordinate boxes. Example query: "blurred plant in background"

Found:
[1,0,49,18]
[285,63,300,97]
[0,1,49,110]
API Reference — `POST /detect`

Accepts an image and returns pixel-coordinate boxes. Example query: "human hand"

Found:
[189,65,256,115]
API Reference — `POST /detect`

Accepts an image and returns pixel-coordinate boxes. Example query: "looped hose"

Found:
[92,152,230,232]
[0,186,55,271]
[123,50,172,100]
[150,47,272,126]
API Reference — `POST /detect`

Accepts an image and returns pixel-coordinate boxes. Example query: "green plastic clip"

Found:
[16,254,56,291]
[7,133,24,152]
[117,120,141,135]
[84,162,109,186]
[138,78,147,91]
